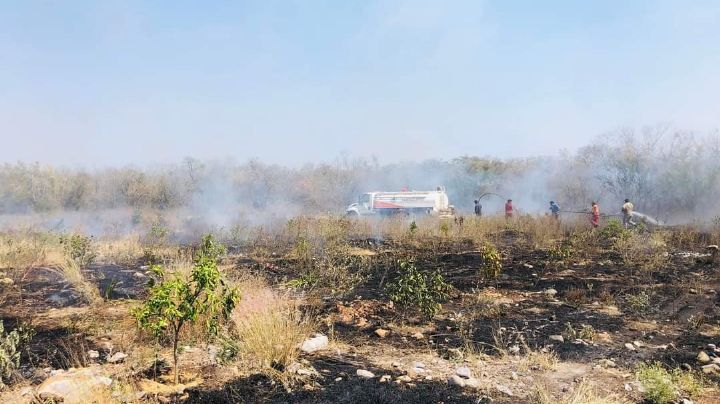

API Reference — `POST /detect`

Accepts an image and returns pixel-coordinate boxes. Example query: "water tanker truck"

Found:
[346,187,454,217]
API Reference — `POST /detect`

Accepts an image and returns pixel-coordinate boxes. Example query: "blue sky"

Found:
[1,0,719,167]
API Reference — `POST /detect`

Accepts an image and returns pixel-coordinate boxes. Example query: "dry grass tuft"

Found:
[232,278,314,373]
[534,378,631,404]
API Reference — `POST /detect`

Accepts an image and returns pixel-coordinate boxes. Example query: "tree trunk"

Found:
[173,331,179,385]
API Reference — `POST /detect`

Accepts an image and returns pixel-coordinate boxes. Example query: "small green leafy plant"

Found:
[59,233,97,268]
[547,244,573,261]
[132,234,238,384]
[480,243,503,279]
[386,260,450,318]
[635,362,703,403]
[0,321,34,389]
[599,219,631,241]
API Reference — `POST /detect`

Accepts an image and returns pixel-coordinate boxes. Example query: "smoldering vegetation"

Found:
[1,128,719,236]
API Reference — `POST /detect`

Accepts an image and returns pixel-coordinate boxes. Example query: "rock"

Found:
[633,340,644,347]
[549,335,564,343]
[356,369,375,379]
[107,352,127,363]
[133,272,146,278]
[456,366,472,379]
[300,334,329,353]
[411,332,424,340]
[495,384,513,396]
[697,351,711,363]
[335,377,343,382]
[708,343,717,350]
[508,345,520,355]
[87,350,100,359]
[448,375,466,387]
[38,367,113,404]
[391,361,401,368]
[375,328,390,338]
[413,362,426,369]
[544,288,558,297]
[0,277,14,285]
[599,359,617,368]
[712,358,720,365]
[681,363,692,371]
[701,364,719,374]
[624,343,636,351]
[510,372,518,380]
[465,378,480,388]
[680,399,694,404]
[523,263,534,269]
[380,375,392,383]
[396,375,412,382]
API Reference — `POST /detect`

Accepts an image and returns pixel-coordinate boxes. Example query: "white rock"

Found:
[624,343,636,351]
[633,340,644,347]
[549,335,564,343]
[413,362,426,369]
[456,366,472,379]
[544,288,558,297]
[107,352,127,363]
[38,367,113,404]
[300,334,329,353]
[380,375,392,383]
[448,375,466,387]
[599,359,616,368]
[496,384,513,396]
[356,369,375,379]
[701,364,719,374]
[397,375,412,382]
[87,350,100,359]
[697,351,711,363]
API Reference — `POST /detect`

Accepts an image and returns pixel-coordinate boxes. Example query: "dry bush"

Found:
[97,235,143,266]
[564,287,588,305]
[518,349,558,372]
[615,232,669,273]
[53,256,101,304]
[0,231,60,275]
[232,279,313,373]
[518,215,564,249]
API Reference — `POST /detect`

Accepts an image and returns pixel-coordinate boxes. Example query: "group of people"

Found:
[471,197,636,229]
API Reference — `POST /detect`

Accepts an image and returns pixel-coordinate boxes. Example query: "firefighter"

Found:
[590,201,600,228]
[474,200,482,217]
[549,201,560,219]
[622,198,635,228]
[505,199,513,219]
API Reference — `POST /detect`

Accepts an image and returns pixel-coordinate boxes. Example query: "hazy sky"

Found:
[1,1,719,167]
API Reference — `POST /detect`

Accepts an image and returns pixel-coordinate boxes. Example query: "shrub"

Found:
[625,291,652,315]
[635,362,677,404]
[59,233,97,268]
[599,219,631,241]
[548,244,573,261]
[386,260,450,318]
[480,243,503,279]
[132,234,238,384]
[0,321,34,389]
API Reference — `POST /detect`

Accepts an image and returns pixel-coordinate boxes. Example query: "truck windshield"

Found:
[359,194,371,204]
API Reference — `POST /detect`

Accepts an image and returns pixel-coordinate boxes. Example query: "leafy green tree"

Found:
[132,234,239,384]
